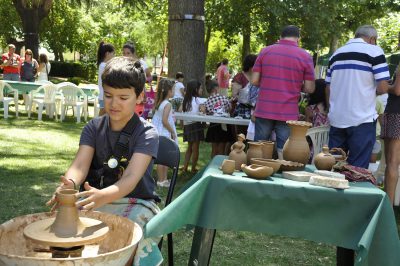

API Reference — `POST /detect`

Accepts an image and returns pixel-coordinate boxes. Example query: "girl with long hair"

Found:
[151,78,177,187]
[97,41,115,115]
[182,79,204,172]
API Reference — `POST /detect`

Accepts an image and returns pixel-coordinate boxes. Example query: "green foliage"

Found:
[50,61,97,82]
[67,76,83,85]
[0,0,22,46]
[376,12,400,54]
[387,53,400,76]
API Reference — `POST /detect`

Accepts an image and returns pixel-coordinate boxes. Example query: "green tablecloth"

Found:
[3,81,96,96]
[145,155,400,266]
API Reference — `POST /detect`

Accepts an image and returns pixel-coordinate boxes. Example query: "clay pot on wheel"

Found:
[282,121,312,165]
[314,146,336,170]
[246,142,263,165]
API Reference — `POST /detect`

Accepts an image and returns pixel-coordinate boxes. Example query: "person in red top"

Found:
[1,44,21,81]
[216,58,230,96]
[252,25,315,158]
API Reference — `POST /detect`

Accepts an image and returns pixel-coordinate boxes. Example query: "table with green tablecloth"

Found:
[3,80,97,96]
[145,155,400,266]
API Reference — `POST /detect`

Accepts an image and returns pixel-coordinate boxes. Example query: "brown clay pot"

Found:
[221,159,235,175]
[282,121,312,165]
[314,146,336,170]
[258,140,274,159]
[246,142,263,164]
[229,139,247,170]
[241,164,274,179]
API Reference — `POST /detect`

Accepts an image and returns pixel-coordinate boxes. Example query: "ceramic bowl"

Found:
[250,158,282,174]
[241,164,274,180]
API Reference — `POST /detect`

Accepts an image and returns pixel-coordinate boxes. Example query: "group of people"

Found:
[1,44,51,82]
[30,23,399,266]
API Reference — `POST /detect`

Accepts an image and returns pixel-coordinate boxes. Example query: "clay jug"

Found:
[314,146,336,170]
[221,159,235,175]
[246,142,263,164]
[229,141,247,171]
[258,140,274,159]
[282,121,312,165]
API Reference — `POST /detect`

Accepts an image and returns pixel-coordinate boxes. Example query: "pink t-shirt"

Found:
[217,64,229,89]
[253,39,315,121]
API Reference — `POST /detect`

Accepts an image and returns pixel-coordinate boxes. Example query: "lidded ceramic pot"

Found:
[314,145,336,170]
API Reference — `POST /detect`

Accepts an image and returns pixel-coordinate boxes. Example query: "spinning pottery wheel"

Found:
[23,189,109,257]
[0,189,143,266]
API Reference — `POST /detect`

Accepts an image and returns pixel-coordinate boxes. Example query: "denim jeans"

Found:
[254,118,290,150]
[3,73,20,81]
[329,121,376,169]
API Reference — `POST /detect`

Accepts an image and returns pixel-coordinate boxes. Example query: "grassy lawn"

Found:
[1,109,399,265]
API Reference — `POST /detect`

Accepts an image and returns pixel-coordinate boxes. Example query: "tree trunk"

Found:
[205,25,212,60]
[13,0,52,59]
[329,35,339,54]
[168,0,205,86]
[242,27,251,63]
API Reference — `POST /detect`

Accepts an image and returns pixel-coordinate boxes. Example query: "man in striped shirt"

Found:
[326,25,389,170]
[252,25,315,158]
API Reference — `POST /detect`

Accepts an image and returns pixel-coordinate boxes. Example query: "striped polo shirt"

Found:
[326,38,390,128]
[253,39,315,121]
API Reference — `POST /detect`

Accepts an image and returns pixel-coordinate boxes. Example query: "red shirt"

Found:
[253,39,314,121]
[1,53,20,74]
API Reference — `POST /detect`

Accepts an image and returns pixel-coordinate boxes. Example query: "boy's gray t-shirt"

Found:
[79,115,159,201]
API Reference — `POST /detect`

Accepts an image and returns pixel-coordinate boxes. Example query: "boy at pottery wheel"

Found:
[46,57,162,265]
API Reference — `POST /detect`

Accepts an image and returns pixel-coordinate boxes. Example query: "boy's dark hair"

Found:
[123,42,135,54]
[176,72,184,79]
[308,79,327,110]
[222,58,229,65]
[242,54,258,72]
[281,25,300,38]
[206,80,218,94]
[102,56,145,97]
[183,79,202,112]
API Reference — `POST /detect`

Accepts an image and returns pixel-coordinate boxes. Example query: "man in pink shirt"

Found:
[216,58,230,96]
[252,25,315,158]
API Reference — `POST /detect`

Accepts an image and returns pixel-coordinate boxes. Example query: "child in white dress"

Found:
[152,78,178,187]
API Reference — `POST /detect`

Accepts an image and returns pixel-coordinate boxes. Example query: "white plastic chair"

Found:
[57,82,88,123]
[28,83,59,121]
[0,81,19,119]
[306,125,330,163]
[83,84,100,118]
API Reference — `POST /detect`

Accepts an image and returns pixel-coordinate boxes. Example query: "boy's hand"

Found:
[76,182,105,211]
[46,176,75,212]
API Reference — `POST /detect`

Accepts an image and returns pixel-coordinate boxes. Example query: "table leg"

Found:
[336,247,354,266]
[188,227,216,266]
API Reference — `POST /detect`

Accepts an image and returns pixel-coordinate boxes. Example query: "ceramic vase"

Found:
[229,142,247,171]
[314,145,336,170]
[246,142,263,165]
[258,141,274,159]
[282,121,312,165]
[221,159,235,175]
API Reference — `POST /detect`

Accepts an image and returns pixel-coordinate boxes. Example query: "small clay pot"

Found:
[314,146,336,170]
[221,159,235,175]
[258,141,275,159]
[246,142,263,164]
[241,164,274,179]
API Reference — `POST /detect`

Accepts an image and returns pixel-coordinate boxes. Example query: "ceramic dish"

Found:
[273,159,305,171]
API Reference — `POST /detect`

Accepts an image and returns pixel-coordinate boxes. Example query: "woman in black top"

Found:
[381,67,400,206]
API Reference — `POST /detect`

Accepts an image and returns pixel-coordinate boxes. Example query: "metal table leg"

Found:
[188,227,216,266]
